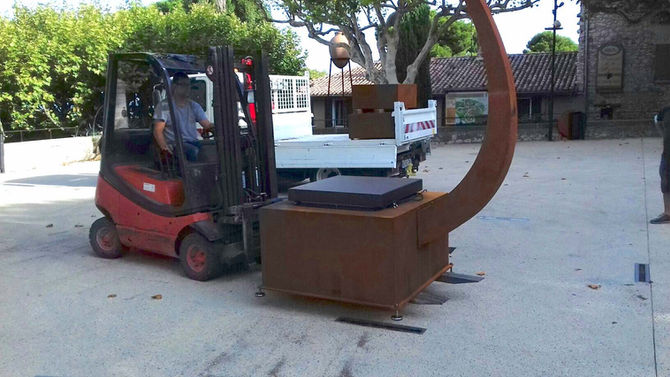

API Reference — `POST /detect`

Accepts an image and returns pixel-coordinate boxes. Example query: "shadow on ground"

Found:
[3,174,98,187]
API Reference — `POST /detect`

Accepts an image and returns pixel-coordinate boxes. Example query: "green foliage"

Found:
[0,6,126,131]
[0,0,304,132]
[117,2,304,73]
[395,6,477,104]
[396,4,431,106]
[271,0,532,83]
[228,0,268,22]
[305,69,327,79]
[435,20,478,57]
[524,31,578,53]
[430,44,453,58]
[429,20,478,58]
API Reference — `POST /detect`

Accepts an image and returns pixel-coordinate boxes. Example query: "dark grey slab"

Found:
[288,175,423,210]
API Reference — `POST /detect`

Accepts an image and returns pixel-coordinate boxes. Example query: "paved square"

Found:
[0,138,666,377]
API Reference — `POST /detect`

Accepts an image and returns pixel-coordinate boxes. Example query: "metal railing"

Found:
[2,127,99,143]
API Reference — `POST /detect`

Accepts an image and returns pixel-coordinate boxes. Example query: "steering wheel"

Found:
[201,127,215,140]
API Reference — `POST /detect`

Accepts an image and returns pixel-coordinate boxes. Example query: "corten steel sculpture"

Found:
[259,0,517,315]
[416,0,518,245]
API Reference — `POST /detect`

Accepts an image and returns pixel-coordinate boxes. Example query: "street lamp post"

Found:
[545,0,563,141]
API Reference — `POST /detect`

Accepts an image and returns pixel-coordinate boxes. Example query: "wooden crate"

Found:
[348,112,395,139]
[352,84,417,110]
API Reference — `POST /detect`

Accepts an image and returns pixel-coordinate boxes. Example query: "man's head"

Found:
[171,72,191,100]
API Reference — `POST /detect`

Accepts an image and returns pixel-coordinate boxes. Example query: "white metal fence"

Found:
[270,74,310,114]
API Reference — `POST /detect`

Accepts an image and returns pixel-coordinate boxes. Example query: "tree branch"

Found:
[487,0,540,14]
[403,1,464,83]
[347,16,385,83]
[374,4,386,27]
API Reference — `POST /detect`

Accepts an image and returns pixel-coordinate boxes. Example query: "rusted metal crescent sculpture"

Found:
[259,0,517,313]
[418,0,518,245]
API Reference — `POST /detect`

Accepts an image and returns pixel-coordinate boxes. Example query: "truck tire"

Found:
[89,217,123,259]
[179,233,221,281]
[310,168,341,181]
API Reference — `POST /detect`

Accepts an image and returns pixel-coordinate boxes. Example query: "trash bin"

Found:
[570,112,586,140]
[560,112,586,140]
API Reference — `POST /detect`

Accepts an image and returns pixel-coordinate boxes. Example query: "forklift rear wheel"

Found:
[89,217,123,259]
[179,233,221,281]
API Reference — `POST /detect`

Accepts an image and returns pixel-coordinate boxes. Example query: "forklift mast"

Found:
[207,46,277,213]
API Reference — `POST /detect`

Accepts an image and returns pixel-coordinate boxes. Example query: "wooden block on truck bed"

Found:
[352,84,417,110]
[348,112,395,139]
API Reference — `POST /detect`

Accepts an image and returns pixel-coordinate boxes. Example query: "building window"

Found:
[531,96,542,120]
[518,98,531,120]
[600,106,614,119]
[517,96,542,122]
[654,44,670,82]
[331,99,347,127]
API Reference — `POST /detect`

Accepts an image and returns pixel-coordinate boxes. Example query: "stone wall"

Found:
[2,137,97,173]
[433,120,659,144]
[580,5,670,125]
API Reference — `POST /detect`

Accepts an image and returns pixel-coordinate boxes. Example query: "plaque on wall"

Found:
[596,44,624,92]
[445,92,488,125]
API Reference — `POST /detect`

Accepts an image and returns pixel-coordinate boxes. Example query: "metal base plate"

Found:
[435,272,484,284]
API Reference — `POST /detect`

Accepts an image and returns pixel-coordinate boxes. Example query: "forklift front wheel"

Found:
[89,217,123,259]
[179,233,221,281]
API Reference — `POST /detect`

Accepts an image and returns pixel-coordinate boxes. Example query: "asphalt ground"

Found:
[0,138,667,377]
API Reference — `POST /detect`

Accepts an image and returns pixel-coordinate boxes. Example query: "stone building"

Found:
[309,53,582,142]
[308,1,670,141]
[579,1,670,137]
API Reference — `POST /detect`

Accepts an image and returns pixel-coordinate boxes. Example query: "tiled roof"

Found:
[310,65,374,97]
[430,52,579,95]
[310,52,579,97]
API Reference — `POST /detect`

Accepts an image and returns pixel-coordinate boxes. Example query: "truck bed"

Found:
[275,134,400,169]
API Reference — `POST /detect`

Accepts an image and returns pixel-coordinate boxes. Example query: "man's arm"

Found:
[154,121,171,152]
[198,119,213,130]
[192,100,213,130]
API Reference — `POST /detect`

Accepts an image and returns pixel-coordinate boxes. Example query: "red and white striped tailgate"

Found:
[404,119,436,133]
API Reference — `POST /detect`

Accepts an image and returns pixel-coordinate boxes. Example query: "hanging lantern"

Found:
[329,32,350,68]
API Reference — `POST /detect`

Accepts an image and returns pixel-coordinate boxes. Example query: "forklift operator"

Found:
[153,72,213,161]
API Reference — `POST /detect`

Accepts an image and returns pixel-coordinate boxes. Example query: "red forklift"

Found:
[89,0,512,319]
[89,47,278,281]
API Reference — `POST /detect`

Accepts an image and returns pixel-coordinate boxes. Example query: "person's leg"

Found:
[651,154,670,223]
[182,140,201,162]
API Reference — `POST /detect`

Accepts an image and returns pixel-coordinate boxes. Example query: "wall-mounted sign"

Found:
[445,92,488,125]
[596,44,624,92]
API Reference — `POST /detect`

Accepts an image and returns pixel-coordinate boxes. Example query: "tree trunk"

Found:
[214,0,226,13]
[41,104,63,129]
[384,32,400,84]
[404,33,438,84]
